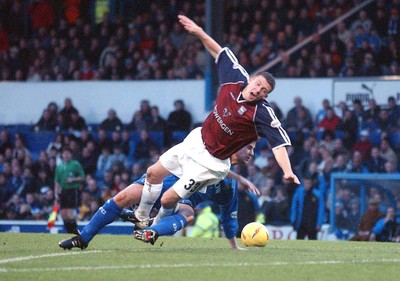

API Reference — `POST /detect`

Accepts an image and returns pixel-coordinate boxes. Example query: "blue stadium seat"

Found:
[288,131,298,143]
[130,131,164,150]
[334,130,344,139]
[172,131,188,144]
[149,131,164,149]
[316,130,324,141]
[254,138,268,155]
[24,132,56,154]
[389,131,400,149]
[15,124,32,133]
[368,130,381,146]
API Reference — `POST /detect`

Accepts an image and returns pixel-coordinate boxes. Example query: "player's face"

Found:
[242,75,272,102]
[236,142,256,163]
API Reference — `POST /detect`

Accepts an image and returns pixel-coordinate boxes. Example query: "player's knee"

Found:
[161,194,181,209]
[184,214,195,224]
[160,196,173,208]
[113,192,126,207]
[178,205,195,223]
[114,184,139,207]
[146,165,160,183]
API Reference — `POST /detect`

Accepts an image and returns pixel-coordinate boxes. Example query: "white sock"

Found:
[152,204,179,225]
[135,180,163,221]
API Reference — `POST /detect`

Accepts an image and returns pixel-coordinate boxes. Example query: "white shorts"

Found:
[159,127,231,199]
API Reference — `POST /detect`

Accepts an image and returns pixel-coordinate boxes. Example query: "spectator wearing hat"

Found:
[351,130,372,161]
[349,197,385,241]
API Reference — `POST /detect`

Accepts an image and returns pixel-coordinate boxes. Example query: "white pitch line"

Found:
[0,250,109,265]
[1,259,400,273]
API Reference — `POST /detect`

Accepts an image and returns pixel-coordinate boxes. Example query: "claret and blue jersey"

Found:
[201,47,291,160]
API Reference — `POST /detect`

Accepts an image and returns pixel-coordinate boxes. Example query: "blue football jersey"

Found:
[134,174,238,239]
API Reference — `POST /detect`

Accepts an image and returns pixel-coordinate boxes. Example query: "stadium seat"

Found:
[172,131,188,144]
[254,138,268,154]
[24,132,56,154]
[367,130,381,146]
[334,130,344,139]
[87,124,99,133]
[288,131,298,143]
[389,131,400,149]
[130,131,164,150]
[149,131,164,149]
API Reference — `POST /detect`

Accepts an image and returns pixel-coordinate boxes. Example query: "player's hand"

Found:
[238,176,260,195]
[178,15,202,35]
[284,173,300,185]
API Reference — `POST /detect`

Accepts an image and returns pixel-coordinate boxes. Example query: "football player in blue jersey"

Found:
[58,142,258,250]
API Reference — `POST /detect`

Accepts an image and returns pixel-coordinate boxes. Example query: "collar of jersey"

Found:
[237,93,247,103]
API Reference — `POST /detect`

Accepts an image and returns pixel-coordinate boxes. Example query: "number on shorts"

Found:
[184,179,202,193]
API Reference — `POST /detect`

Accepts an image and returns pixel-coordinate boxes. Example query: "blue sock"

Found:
[80,198,122,243]
[148,213,187,236]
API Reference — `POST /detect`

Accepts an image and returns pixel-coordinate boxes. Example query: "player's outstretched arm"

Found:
[178,14,222,59]
[272,146,300,185]
[227,170,260,195]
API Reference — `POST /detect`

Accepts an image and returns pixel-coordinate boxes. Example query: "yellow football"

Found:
[241,222,270,247]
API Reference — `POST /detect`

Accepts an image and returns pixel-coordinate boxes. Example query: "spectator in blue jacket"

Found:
[371,207,400,242]
[290,176,326,240]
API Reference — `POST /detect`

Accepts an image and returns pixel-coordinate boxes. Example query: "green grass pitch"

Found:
[0,233,399,281]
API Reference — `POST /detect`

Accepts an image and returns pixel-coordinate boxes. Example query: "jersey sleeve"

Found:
[255,102,291,149]
[219,179,239,239]
[216,47,249,85]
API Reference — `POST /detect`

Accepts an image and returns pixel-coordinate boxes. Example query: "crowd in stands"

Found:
[0,96,193,222]
[0,0,400,82]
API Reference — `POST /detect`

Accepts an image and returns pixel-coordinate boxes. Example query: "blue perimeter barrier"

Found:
[0,220,133,235]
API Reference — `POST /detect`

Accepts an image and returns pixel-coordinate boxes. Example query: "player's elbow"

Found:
[185,215,195,224]
[177,204,195,223]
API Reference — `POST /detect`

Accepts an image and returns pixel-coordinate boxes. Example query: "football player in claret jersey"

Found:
[132,15,300,229]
